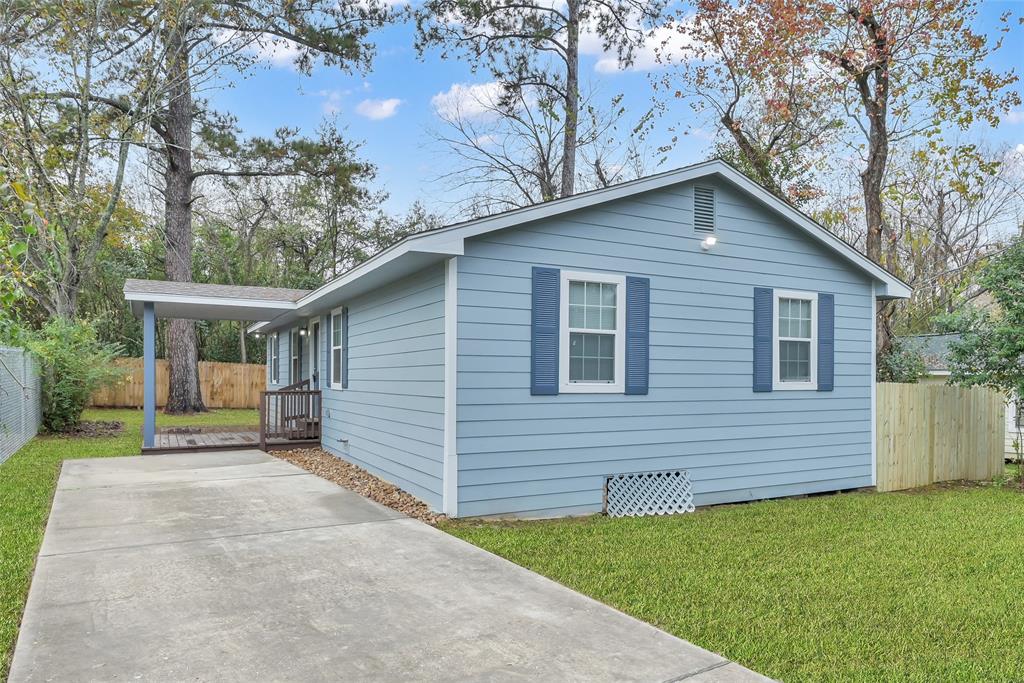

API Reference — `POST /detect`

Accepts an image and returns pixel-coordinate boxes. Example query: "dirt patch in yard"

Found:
[272,448,445,526]
[60,420,125,438]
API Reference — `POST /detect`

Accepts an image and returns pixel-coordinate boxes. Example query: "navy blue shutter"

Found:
[817,293,834,391]
[531,267,560,395]
[624,277,650,395]
[341,307,349,389]
[753,287,773,392]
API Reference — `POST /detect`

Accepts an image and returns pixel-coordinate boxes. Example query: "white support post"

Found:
[442,256,459,517]
[870,282,877,486]
[143,302,156,449]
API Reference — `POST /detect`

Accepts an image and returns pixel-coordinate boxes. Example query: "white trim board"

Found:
[442,256,459,517]
[870,282,877,487]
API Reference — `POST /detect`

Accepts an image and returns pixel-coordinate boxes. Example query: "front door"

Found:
[309,320,320,389]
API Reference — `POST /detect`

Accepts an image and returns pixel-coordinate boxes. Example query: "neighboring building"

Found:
[904,333,1021,460]
[905,333,959,384]
[127,160,912,518]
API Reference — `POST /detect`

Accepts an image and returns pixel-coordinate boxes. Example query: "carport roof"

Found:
[124,279,309,321]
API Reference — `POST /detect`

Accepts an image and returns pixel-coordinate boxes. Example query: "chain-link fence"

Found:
[0,346,42,464]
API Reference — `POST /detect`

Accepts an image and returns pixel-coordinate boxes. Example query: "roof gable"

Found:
[250,160,909,332]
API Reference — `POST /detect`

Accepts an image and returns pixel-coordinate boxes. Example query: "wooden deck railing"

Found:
[259,381,322,450]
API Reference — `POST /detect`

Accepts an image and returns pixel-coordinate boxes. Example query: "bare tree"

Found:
[431,84,647,216]
[416,0,664,199]
[884,145,1024,331]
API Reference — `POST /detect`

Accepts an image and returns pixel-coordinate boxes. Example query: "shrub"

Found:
[877,337,927,383]
[22,318,123,432]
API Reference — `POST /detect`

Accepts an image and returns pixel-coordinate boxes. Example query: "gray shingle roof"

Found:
[902,333,961,372]
[123,279,310,303]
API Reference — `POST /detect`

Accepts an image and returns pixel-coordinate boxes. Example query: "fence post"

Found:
[21,349,28,438]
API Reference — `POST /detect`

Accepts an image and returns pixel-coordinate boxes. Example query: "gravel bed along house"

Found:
[272,448,445,525]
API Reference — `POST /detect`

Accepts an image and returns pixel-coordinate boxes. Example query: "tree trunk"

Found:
[863,135,893,360]
[721,113,784,198]
[559,0,580,198]
[163,27,206,414]
[239,322,248,364]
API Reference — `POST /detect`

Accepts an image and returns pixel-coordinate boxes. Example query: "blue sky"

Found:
[209,2,1024,218]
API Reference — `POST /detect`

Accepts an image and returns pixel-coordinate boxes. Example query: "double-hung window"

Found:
[559,271,626,393]
[773,289,817,390]
[270,333,280,384]
[331,308,344,386]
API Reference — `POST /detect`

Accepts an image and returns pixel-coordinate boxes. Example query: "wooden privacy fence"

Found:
[89,358,265,409]
[876,382,1005,492]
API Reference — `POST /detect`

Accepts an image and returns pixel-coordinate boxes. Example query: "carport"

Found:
[122,279,309,450]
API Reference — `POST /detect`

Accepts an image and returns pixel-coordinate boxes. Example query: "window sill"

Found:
[560,383,624,394]
[772,381,818,391]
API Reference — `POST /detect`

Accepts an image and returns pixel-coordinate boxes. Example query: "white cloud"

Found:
[431,81,506,119]
[996,143,1024,176]
[688,127,716,141]
[251,36,303,69]
[318,89,345,115]
[581,21,697,74]
[473,134,498,147]
[355,97,402,120]
[1006,110,1024,125]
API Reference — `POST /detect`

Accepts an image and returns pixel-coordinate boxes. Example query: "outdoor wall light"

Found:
[254,333,261,339]
[299,329,307,336]
[701,234,719,251]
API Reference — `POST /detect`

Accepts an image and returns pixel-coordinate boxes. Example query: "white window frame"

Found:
[772,289,818,391]
[559,270,626,394]
[270,332,280,384]
[330,306,345,388]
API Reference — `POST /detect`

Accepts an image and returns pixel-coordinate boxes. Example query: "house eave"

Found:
[125,291,298,321]
[248,245,457,333]
[252,159,910,331]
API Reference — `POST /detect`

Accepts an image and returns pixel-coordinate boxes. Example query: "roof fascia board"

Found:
[710,163,911,298]
[125,292,300,311]
[253,158,909,331]
[256,162,724,329]
[247,243,455,334]
[419,160,723,245]
[292,240,414,310]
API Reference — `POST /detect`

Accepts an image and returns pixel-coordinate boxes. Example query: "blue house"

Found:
[126,160,910,518]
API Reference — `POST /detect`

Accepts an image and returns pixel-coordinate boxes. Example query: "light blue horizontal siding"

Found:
[456,177,874,518]
[319,264,446,510]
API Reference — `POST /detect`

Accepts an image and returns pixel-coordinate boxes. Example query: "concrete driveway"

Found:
[11,450,768,682]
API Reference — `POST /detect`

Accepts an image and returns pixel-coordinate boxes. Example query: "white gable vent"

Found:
[693,186,716,233]
[605,470,695,517]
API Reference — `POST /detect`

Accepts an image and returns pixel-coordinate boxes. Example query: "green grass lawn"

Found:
[0,407,257,678]
[445,483,1024,682]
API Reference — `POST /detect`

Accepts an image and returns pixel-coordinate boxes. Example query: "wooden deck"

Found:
[143,426,318,454]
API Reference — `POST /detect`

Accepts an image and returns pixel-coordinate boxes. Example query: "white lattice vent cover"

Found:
[605,470,695,518]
